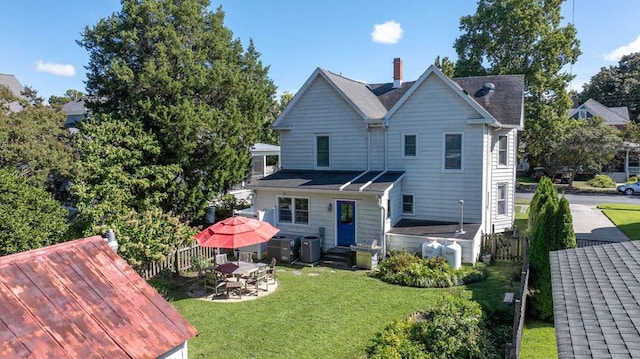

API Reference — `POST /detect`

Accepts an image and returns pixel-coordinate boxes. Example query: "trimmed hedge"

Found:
[377,250,487,288]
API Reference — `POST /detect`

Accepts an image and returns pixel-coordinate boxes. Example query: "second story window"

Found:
[316,135,329,168]
[498,135,508,166]
[403,134,417,157]
[444,133,462,170]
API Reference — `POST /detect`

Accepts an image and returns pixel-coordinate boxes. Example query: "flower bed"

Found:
[377,250,487,288]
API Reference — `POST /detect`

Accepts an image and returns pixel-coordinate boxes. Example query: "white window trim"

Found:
[498,135,508,167]
[497,183,508,217]
[402,193,415,216]
[402,133,418,159]
[442,132,464,172]
[314,134,330,169]
[277,196,310,226]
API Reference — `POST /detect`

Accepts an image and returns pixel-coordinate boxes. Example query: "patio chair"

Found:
[205,271,227,298]
[215,253,227,265]
[265,257,276,283]
[245,267,268,295]
[238,251,253,263]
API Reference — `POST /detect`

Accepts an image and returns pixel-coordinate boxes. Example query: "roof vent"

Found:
[475,82,495,97]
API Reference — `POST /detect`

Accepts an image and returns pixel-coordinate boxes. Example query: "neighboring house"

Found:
[569,99,638,181]
[551,242,640,358]
[62,97,89,134]
[0,73,26,113]
[569,98,630,131]
[248,58,524,264]
[0,236,198,358]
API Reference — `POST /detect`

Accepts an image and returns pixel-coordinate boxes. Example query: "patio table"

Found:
[213,262,265,279]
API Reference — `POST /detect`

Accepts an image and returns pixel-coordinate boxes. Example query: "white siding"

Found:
[489,128,518,232]
[387,75,485,224]
[253,189,382,253]
[278,77,368,170]
[387,231,482,264]
[369,127,386,170]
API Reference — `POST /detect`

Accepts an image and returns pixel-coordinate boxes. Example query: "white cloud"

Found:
[35,61,76,77]
[604,35,640,61]
[371,21,403,44]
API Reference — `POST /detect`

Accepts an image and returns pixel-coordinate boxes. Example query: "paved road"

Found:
[516,191,640,206]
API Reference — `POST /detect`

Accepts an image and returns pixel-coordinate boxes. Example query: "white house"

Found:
[249,58,524,264]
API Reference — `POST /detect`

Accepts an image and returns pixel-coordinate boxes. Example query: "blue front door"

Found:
[337,200,356,246]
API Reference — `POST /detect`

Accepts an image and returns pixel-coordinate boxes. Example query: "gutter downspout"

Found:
[376,195,386,259]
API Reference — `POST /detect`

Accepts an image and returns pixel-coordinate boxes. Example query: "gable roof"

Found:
[568,98,630,126]
[0,236,198,358]
[0,73,26,113]
[275,64,525,130]
[452,74,525,128]
[551,241,640,358]
[62,98,88,116]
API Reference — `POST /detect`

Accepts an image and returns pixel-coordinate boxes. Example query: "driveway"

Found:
[517,192,631,242]
[569,204,629,242]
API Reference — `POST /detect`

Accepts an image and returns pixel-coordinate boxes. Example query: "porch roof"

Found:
[388,219,479,241]
[249,170,405,193]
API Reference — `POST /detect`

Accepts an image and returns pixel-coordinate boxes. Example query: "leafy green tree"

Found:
[453,0,581,168]
[78,0,277,222]
[48,89,84,107]
[0,169,70,255]
[546,116,622,187]
[433,56,456,78]
[261,91,293,145]
[528,176,557,229]
[93,208,196,268]
[0,88,74,198]
[579,52,640,123]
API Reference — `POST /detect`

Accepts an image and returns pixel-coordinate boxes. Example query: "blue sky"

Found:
[1,1,639,101]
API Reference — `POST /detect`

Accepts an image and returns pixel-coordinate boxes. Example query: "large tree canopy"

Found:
[453,0,581,168]
[0,87,74,196]
[77,0,277,222]
[578,52,640,123]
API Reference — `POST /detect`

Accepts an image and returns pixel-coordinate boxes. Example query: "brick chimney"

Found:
[393,58,403,88]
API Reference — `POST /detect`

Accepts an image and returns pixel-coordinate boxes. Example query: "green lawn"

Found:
[520,320,557,359]
[598,203,640,241]
[170,263,519,358]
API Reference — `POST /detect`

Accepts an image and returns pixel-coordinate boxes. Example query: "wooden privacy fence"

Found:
[505,239,530,359]
[137,243,217,280]
[481,233,528,261]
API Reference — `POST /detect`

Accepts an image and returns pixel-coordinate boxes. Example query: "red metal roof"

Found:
[0,236,198,358]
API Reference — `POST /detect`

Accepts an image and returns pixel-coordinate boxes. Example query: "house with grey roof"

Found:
[62,97,89,134]
[247,58,525,264]
[551,241,640,358]
[569,99,639,181]
[0,73,26,113]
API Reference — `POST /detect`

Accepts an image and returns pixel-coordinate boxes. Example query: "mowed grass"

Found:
[520,320,557,359]
[170,263,518,358]
[598,203,640,241]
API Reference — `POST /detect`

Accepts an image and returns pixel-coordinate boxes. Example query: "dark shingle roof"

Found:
[62,98,88,116]
[368,81,416,110]
[322,70,388,120]
[551,242,640,359]
[569,98,630,126]
[248,170,404,193]
[451,75,525,127]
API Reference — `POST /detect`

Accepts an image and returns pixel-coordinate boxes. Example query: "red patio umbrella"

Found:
[194,216,280,249]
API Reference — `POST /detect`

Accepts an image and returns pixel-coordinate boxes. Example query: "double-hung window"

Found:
[402,194,414,215]
[497,184,507,216]
[403,134,417,158]
[278,197,309,225]
[498,135,508,166]
[444,133,462,170]
[316,135,330,168]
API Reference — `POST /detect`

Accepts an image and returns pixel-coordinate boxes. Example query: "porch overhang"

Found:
[388,219,480,241]
[248,169,405,194]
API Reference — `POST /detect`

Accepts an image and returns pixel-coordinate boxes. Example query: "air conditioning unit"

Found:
[267,234,300,264]
[300,236,321,263]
